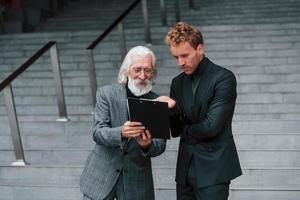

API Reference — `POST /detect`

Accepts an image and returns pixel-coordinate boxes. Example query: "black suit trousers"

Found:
[176,158,230,200]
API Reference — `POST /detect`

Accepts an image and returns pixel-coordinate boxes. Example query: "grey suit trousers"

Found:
[83,172,125,200]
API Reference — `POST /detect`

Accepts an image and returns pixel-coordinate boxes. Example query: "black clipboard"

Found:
[127,97,171,139]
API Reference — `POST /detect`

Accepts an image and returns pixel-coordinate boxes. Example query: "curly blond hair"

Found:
[165,22,203,49]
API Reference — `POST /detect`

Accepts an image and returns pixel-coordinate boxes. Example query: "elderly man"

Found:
[80,46,166,200]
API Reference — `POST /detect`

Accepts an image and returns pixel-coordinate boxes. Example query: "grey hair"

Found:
[118,46,156,84]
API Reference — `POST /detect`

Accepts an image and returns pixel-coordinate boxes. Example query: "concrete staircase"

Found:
[0,0,300,199]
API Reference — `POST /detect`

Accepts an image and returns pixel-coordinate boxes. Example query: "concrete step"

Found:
[0,86,92,96]
[0,149,90,166]
[154,167,300,189]
[158,188,300,200]
[0,104,93,116]
[1,82,300,97]
[2,64,300,81]
[44,6,300,20]
[1,131,300,150]
[185,16,300,26]
[0,95,93,105]
[1,102,299,115]
[1,51,300,71]
[2,44,299,66]
[0,115,91,123]
[0,120,93,135]
[153,149,300,169]
[37,15,300,31]
[0,185,299,200]
[1,64,300,83]
[196,2,300,12]
[2,148,300,168]
[33,0,300,31]
[2,66,300,90]
[1,28,299,52]
[2,62,300,84]
[0,119,299,134]
[0,92,299,106]
[0,166,299,190]
[3,63,300,79]
[0,185,82,200]
[0,106,299,120]
[233,119,300,132]
[228,188,300,200]
[233,113,300,120]
[2,70,299,87]
[2,46,299,65]
[1,23,300,45]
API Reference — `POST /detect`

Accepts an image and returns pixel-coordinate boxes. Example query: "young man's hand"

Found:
[155,96,176,109]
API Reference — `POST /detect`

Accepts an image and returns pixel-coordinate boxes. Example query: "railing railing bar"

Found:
[117,22,127,60]
[188,0,196,10]
[87,0,141,50]
[142,0,151,44]
[86,49,97,106]
[3,84,28,166]
[50,44,68,121]
[0,41,56,92]
[174,0,180,22]
[160,0,167,26]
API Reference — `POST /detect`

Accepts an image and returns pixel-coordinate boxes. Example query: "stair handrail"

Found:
[86,0,151,106]
[0,41,68,166]
[87,0,145,50]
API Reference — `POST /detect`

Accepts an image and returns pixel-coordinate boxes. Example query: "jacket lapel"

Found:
[115,84,131,149]
[116,84,128,122]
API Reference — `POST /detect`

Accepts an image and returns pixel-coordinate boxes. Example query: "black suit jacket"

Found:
[170,57,242,188]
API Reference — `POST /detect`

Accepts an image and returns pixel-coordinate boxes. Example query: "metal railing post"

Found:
[159,0,167,26]
[86,49,97,106]
[188,0,196,11]
[174,0,180,22]
[117,22,127,60]
[3,84,28,166]
[141,0,151,44]
[50,43,68,121]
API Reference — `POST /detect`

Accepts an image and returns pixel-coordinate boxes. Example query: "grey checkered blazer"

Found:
[80,83,166,200]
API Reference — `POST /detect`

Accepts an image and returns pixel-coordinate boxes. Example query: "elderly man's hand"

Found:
[121,121,145,138]
[135,129,152,151]
[155,96,176,109]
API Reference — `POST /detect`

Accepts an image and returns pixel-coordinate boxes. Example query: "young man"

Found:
[164,22,242,200]
[80,46,166,200]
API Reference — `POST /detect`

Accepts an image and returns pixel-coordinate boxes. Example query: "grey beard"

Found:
[128,77,153,97]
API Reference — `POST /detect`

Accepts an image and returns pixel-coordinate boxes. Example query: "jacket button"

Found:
[208,147,213,152]
[116,169,120,172]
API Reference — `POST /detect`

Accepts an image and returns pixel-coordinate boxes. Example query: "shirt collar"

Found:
[191,55,208,80]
